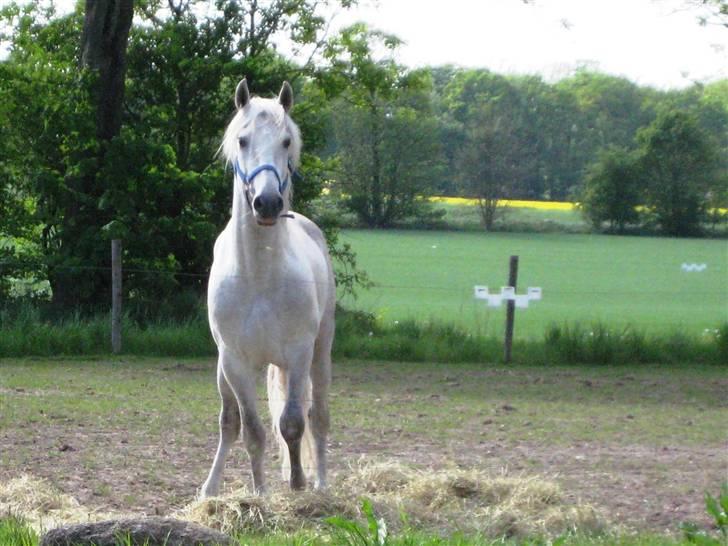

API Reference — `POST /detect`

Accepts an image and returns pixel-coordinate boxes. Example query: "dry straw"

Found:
[3,462,606,540]
[182,459,607,539]
[0,475,116,533]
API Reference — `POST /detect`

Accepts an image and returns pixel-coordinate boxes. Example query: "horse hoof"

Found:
[290,478,306,491]
[199,482,219,499]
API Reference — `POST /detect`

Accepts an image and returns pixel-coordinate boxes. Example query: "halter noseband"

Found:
[234,159,294,214]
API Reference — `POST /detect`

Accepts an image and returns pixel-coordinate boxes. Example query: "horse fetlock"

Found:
[290,467,306,491]
[200,477,220,499]
[279,406,305,442]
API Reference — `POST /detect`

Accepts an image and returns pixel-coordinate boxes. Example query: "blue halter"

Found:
[234,159,292,195]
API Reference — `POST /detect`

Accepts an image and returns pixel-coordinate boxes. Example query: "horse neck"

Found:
[230,184,289,274]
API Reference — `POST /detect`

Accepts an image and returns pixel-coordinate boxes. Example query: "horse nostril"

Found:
[253,196,263,211]
[275,196,283,211]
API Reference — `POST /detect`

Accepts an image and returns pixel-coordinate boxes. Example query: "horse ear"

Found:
[235,78,250,110]
[278,81,293,112]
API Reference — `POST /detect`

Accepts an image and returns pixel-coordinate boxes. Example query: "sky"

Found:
[9,0,728,89]
[321,0,727,89]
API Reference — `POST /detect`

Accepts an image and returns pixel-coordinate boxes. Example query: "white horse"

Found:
[200,79,335,496]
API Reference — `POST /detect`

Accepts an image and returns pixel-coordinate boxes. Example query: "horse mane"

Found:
[219,97,302,169]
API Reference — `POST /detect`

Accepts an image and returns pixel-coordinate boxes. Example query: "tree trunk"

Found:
[81,0,134,140]
[48,0,134,311]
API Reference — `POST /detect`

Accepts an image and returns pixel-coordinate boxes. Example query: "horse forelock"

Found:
[220,97,302,169]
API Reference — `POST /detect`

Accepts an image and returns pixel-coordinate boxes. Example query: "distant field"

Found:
[430,198,589,231]
[339,229,728,339]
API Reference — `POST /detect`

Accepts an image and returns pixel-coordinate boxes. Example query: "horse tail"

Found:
[267,364,316,482]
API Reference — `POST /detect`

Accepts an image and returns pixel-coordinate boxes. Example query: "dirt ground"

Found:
[1,359,726,536]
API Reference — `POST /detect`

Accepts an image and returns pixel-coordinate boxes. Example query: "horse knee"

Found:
[243,414,266,452]
[220,401,241,442]
[280,403,305,444]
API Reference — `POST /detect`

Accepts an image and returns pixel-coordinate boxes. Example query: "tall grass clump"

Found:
[334,307,500,363]
[0,303,214,358]
[1,302,724,365]
[543,322,726,365]
[0,515,38,546]
[0,304,110,357]
[123,316,215,357]
[335,307,726,366]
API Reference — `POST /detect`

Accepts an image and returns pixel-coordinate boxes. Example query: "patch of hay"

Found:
[3,464,605,540]
[182,460,607,540]
[0,475,115,533]
[180,487,357,535]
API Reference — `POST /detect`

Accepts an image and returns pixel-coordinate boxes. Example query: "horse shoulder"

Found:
[290,213,330,262]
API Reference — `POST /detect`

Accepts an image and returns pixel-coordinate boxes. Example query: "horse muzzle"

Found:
[252,193,284,226]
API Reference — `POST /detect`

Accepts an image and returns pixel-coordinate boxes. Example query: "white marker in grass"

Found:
[474,285,542,308]
[681,263,707,272]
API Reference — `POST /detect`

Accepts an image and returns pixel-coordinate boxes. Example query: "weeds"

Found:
[326,499,389,546]
[0,515,37,546]
[681,483,728,546]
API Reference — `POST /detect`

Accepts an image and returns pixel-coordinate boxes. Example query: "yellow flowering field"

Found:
[431,196,727,214]
[430,196,576,211]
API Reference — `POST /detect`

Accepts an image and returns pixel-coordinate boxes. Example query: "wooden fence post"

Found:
[504,255,519,364]
[111,239,122,354]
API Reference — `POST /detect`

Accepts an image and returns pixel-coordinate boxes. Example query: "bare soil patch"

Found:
[1,358,725,536]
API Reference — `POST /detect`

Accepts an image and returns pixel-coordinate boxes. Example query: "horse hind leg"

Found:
[200,363,241,498]
[270,349,314,491]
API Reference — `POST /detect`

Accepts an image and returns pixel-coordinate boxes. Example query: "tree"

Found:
[638,110,718,236]
[580,147,641,233]
[319,24,442,227]
[444,70,536,229]
[456,106,531,230]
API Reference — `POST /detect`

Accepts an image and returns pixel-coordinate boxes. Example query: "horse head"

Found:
[222,78,301,226]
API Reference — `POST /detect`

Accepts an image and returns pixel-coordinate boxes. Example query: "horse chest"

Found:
[209,273,318,358]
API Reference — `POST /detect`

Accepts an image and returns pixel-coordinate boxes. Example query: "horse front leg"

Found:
[201,360,241,498]
[221,355,267,494]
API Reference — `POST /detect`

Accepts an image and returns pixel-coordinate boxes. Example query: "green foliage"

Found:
[318,24,443,227]
[445,70,542,224]
[637,110,719,236]
[681,483,728,546]
[580,147,641,232]
[326,499,389,546]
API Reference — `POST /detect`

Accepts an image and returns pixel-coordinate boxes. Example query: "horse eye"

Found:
[282,137,291,149]
[238,137,248,148]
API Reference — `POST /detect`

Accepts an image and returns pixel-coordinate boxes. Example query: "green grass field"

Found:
[339,229,728,339]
